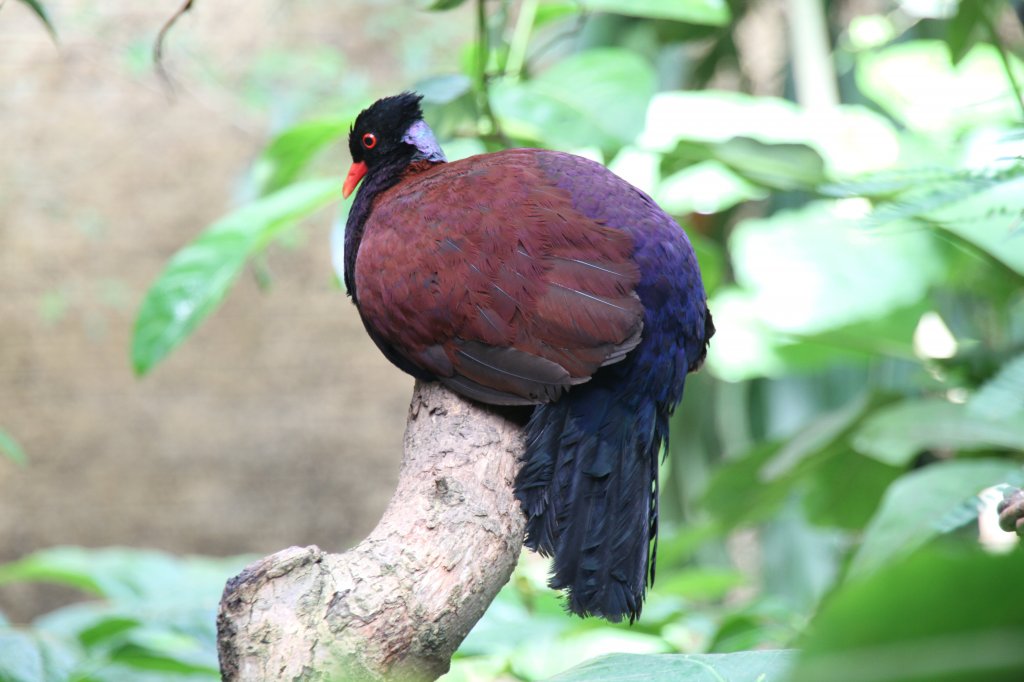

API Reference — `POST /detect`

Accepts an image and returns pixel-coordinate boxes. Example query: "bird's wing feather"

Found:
[354,149,644,405]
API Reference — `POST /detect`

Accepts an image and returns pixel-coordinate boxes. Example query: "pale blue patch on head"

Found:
[402,119,447,163]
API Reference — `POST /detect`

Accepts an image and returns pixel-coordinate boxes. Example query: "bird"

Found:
[341,92,713,623]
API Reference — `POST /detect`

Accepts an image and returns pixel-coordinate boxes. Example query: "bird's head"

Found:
[343,92,447,199]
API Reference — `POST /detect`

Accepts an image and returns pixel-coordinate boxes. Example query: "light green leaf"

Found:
[251,117,351,196]
[792,548,1024,682]
[970,354,1024,420]
[419,0,468,9]
[760,394,872,482]
[656,160,767,215]
[17,0,57,40]
[728,202,944,336]
[848,459,1024,578]
[858,40,1024,135]
[544,650,796,682]
[641,92,901,176]
[928,173,1024,278]
[492,48,656,150]
[0,630,75,682]
[578,0,730,26]
[652,568,745,601]
[854,399,1024,465]
[0,547,248,604]
[0,429,26,466]
[132,178,341,375]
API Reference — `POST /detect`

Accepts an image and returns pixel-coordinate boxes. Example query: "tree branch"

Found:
[216,381,527,681]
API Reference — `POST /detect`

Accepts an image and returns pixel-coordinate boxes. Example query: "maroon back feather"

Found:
[354,149,645,405]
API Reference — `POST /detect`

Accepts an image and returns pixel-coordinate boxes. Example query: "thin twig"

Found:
[153,0,195,98]
[980,5,1024,121]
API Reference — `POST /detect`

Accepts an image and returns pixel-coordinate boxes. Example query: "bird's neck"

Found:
[343,157,444,302]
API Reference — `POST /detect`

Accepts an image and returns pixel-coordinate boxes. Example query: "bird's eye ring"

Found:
[361,133,378,149]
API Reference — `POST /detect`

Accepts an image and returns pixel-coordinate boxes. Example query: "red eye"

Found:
[361,133,377,149]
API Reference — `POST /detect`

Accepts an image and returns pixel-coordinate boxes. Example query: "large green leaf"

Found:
[578,0,730,26]
[971,354,1024,420]
[16,0,57,39]
[727,202,944,336]
[132,178,341,375]
[0,547,247,604]
[250,116,352,196]
[0,429,26,466]
[858,41,1024,135]
[492,48,656,151]
[656,160,767,215]
[791,548,1024,682]
[0,630,75,682]
[543,650,796,682]
[854,399,1024,466]
[928,172,1024,278]
[848,459,1024,578]
[641,92,901,177]
[662,137,826,191]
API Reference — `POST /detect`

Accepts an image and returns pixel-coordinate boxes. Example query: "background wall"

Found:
[0,0,471,620]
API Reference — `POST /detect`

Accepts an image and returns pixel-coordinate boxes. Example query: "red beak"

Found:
[342,161,368,199]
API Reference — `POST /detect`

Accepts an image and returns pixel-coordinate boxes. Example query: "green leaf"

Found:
[664,138,826,191]
[848,458,1024,578]
[16,0,57,40]
[132,178,341,375]
[492,48,656,151]
[251,117,351,196]
[642,92,901,177]
[946,0,986,65]
[543,650,796,682]
[0,547,247,604]
[578,0,731,26]
[419,0,468,9]
[689,232,725,296]
[803,451,903,530]
[858,41,1024,134]
[0,429,26,466]
[760,394,873,482]
[652,568,745,600]
[854,399,1024,466]
[0,630,75,682]
[703,442,793,528]
[77,616,140,649]
[656,160,767,216]
[791,548,1024,682]
[970,354,1024,420]
[727,202,944,336]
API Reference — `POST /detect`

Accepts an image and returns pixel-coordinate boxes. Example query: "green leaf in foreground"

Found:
[544,650,796,682]
[0,429,26,466]
[0,630,75,682]
[791,548,1024,682]
[492,48,656,150]
[848,458,1024,579]
[250,116,352,196]
[131,178,341,376]
[853,398,1024,466]
[17,0,58,40]
[579,0,731,26]
[0,547,247,603]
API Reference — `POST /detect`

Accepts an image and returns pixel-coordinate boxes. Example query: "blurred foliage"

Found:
[0,548,248,682]
[7,0,1024,680]
[7,0,57,40]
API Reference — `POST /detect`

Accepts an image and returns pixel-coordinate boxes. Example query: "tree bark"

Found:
[216,381,527,681]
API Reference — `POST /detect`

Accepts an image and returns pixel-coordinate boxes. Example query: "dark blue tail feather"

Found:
[515,364,676,622]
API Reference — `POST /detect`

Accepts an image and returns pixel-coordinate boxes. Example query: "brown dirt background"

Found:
[0,0,471,621]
